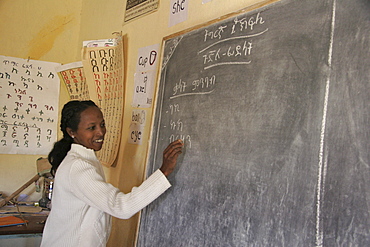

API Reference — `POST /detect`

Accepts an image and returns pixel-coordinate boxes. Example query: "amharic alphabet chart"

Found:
[0,55,60,155]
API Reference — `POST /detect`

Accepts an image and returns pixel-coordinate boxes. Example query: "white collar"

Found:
[70,143,98,162]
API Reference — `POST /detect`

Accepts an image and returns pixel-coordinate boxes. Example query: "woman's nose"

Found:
[96,126,106,136]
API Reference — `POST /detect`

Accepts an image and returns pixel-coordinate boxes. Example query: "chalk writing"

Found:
[165,102,192,148]
[198,12,267,70]
[162,37,183,70]
[170,75,216,99]
[160,12,267,153]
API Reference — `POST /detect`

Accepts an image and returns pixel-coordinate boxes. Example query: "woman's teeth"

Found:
[94,139,103,143]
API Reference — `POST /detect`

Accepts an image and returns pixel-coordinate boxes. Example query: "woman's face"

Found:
[69,106,106,151]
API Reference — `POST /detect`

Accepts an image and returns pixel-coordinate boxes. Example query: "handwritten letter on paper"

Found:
[0,55,60,155]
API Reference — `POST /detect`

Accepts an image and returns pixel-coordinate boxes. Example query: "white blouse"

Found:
[41,144,171,247]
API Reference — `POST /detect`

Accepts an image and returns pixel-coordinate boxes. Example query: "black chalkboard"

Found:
[137,0,370,246]
[321,0,370,245]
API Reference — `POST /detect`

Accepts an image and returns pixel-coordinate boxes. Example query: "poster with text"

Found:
[56,62,90,101]
[169,0,188,27]
[132,70,156,108]
[0,55,60,155]
[132,44,159,107]
[128,109,147,145]
[81,37,125,167]
[125,0,159,22]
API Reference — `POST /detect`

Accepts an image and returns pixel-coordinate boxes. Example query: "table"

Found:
[0,214,47,236]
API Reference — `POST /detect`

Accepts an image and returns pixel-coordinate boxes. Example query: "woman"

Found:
[41,100,183,247]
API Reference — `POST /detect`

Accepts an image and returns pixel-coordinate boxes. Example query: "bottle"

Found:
[39,177,54,208]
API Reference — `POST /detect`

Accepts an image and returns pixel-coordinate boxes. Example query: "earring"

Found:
[71,135,74,139]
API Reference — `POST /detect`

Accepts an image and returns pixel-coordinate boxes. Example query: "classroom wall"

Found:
[0,0,83,201]
[0,0,266,246]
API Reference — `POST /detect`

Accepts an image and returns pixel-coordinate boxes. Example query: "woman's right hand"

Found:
[160,139,184,177]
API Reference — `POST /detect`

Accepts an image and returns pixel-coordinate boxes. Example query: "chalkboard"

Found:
[321,0,370,245]
[137,0,370,246]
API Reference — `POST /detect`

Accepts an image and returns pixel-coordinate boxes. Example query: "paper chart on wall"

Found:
[56,62,90,101]
[0,55,60,155]
[132,43,159,108]
[128,109,147,145]
[81,37,125,167]
[124,0,159,22]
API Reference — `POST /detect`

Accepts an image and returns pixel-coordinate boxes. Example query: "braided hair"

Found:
[48,100,98,176]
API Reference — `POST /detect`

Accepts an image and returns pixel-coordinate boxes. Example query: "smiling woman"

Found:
[41,100,184,247]
[47,100,99,175]
[67,105,106,151]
